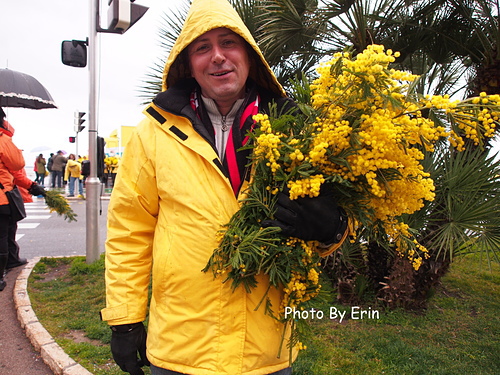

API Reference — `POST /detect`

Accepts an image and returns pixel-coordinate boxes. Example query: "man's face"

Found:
[188,28,251,109]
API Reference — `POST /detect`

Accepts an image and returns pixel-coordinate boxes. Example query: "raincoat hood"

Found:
[162,0,285,97]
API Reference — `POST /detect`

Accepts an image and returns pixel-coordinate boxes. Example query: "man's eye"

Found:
[190,44,209,54]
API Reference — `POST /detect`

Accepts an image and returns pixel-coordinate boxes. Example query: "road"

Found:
[0,196,110,374]
[16,196,109,260]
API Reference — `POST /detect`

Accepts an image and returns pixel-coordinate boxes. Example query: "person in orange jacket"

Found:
[0,108,46,289]
[0,108,25,290]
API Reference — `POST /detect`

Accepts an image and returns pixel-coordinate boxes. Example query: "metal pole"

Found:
[86,0,101,263]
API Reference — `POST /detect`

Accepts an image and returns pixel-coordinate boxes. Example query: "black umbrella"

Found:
[0,68,57,109]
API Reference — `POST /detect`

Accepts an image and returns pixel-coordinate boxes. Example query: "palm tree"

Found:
[254,0,353,82]
[464,0,500,96]
[406,0,500,97]
[265,0,500,96]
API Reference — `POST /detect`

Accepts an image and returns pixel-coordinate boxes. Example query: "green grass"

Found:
[28,254,500,375]
[28,255,133,375]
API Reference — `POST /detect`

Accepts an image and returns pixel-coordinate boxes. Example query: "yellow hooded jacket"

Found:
[101,0,296,374]
[64,159,82,180]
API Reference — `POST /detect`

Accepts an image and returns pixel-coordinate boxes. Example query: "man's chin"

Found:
[206,85,245,102]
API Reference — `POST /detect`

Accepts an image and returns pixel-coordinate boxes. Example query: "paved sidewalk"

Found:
[1,259,92,375]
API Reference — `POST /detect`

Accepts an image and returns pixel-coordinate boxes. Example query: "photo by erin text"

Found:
[284,306,380,324]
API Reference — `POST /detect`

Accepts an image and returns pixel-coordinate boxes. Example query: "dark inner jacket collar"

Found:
[153,78,260,150]
[153,78,214,148]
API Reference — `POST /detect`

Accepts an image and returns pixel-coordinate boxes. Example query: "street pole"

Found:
[83,0,148,263]
[86,0,101,263]
[75,130,79,159]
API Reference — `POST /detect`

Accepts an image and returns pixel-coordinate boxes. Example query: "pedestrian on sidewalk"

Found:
[50,150,67,188]
[34,154,47,186]
[0,108,26,291]
[64,154,84,198]
[47,152,54,179]
[100,0,348,374]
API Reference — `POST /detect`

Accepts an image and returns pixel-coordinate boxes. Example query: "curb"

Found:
[64,195,111,201]
[13,257,93,375]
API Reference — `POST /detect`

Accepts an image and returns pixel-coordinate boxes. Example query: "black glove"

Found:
[262,186,348,245]
[110,322,150,375]
[28,183,46,197]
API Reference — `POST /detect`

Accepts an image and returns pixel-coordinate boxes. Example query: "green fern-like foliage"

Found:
[44,190,78,223]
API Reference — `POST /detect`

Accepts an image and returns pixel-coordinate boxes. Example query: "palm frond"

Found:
[138,0,190,101]
[419,146,500,261]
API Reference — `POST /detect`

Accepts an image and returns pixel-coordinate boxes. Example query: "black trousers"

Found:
[0,213,10,257]
[0,209,23,265]
[7,219,22,266]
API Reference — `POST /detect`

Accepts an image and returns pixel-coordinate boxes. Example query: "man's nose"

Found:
[211,46,226,64]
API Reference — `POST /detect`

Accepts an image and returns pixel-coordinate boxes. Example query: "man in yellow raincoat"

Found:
[101,0,348,374]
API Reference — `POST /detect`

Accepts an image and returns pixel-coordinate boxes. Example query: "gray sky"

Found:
[1,0,184,163]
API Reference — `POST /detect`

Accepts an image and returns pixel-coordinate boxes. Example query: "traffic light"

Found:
[69,136,76,143]
[74,111,86,132]
[107,0,148,32]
